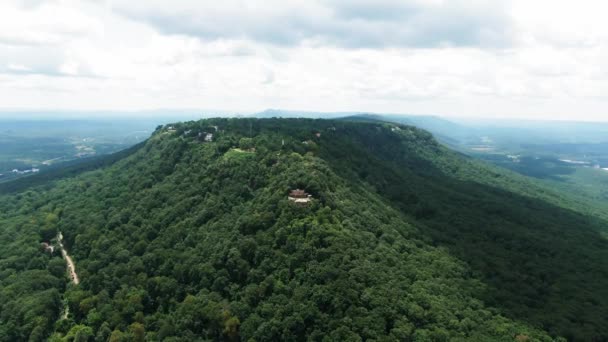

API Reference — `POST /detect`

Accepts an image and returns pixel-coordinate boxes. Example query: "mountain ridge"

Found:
[1,118,607,341]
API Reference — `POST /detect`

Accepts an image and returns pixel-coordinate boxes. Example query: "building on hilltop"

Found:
[288,189,313,205]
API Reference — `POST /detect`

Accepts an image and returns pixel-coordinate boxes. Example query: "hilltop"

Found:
[1,118,607,341]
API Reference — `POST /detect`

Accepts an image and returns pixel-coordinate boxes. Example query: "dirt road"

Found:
[58,232,79,285]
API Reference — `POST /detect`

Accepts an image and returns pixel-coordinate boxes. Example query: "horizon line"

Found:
[0,108,606,124]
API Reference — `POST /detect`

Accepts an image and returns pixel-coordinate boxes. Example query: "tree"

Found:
[129,322,145,342]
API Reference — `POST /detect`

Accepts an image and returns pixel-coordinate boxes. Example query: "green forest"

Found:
[1,118,607,341]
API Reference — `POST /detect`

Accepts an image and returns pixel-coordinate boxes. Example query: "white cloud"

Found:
[7,64,33,72]
[0,0,102,46]
[0,0,607,120]
[511,0,608,48]
[110,0,511,48]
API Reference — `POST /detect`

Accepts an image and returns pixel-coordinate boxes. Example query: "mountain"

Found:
[253,110,475,149]
[253,109,352,119]
[1,118,607,341]
[337,114,473,149]
[454,118,608,144]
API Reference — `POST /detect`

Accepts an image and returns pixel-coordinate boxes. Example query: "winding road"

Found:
[58,232,79,285]
[57,232,79,320]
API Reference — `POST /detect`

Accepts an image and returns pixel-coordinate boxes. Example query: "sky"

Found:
[0,0,607,121]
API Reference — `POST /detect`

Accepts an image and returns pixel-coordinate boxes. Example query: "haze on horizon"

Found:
[1,0,607,121]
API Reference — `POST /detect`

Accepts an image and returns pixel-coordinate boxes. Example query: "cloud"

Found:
[0,0,607,121]
[0,56,100,78]
[110,0,512,48]
[0,1,102,46]
[0,42,100,78]
[511,0,608,49]
[262,69,275,84]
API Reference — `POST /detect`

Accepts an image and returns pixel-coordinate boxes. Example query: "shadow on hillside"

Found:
[410,179,608,341]
[321,135,608,341]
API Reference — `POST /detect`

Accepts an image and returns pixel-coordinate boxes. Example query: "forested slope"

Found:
[0,118,607,341]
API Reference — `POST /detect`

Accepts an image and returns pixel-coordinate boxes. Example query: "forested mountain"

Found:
[1,118,607,341]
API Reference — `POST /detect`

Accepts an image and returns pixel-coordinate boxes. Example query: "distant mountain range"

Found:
[252,108,608,146]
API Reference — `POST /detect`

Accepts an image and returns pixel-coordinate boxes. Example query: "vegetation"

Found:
[1,118,607,341]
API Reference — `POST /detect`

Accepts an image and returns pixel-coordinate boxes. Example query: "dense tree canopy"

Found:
[1,118,607,341]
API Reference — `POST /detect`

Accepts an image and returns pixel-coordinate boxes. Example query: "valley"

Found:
[0,119,157,184]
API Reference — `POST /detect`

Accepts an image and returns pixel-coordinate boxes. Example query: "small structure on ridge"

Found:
[40,242,55,254]
[288,189,313,205]
[198,132,214,142]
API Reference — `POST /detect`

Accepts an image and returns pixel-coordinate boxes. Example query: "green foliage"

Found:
[1,118,607,341]
[0,208,66,341]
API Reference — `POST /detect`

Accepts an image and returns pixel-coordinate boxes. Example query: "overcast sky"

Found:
[1,0,607,120]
